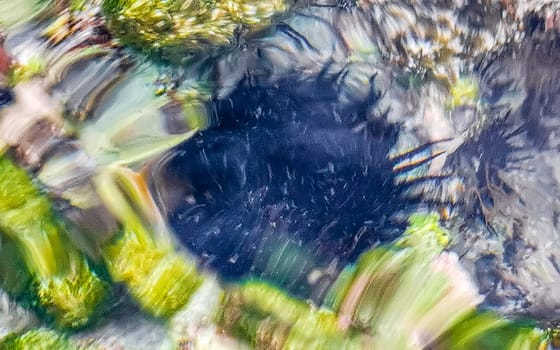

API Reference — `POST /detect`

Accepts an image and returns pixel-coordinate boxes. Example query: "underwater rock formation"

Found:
[439,34,560,323]
[4,0,560,343]
[152,0,560,323]
[153,1,510,296]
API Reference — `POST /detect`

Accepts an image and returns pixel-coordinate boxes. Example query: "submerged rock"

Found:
[147,1,560,325]
[151,1,503,295]
[5,0,560,337]
[430,34,560,323]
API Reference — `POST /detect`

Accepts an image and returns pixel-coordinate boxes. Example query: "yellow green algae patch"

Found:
[448,77,479,109]
[7,58,45,87]
[0,207,554,349]
[102,0,287,57]
[322,212,544,349]
[101,225,203,317]
[220,280,358,350]
[0,328,75,350]
[0,156,109,329]
[434,311,544,350]
[399,211,450,248]
[96,166,203,318]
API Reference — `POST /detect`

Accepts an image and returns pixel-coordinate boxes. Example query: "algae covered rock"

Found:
[102,0,287,59]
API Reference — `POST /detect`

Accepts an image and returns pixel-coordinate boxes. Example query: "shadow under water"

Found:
[161,78,448,300]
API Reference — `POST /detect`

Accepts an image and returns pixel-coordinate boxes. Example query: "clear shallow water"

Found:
[2,0,560,348]
[153,3,560,319]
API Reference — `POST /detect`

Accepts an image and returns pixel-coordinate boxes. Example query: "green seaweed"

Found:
[0,328,75,350]
[0,156,110,329]
[101,0,286,60]
[96,166,203,317]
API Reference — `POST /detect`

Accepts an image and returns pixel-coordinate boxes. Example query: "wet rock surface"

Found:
[159,5,560,324]
[442,35,560,323]
[5,0,560,346]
